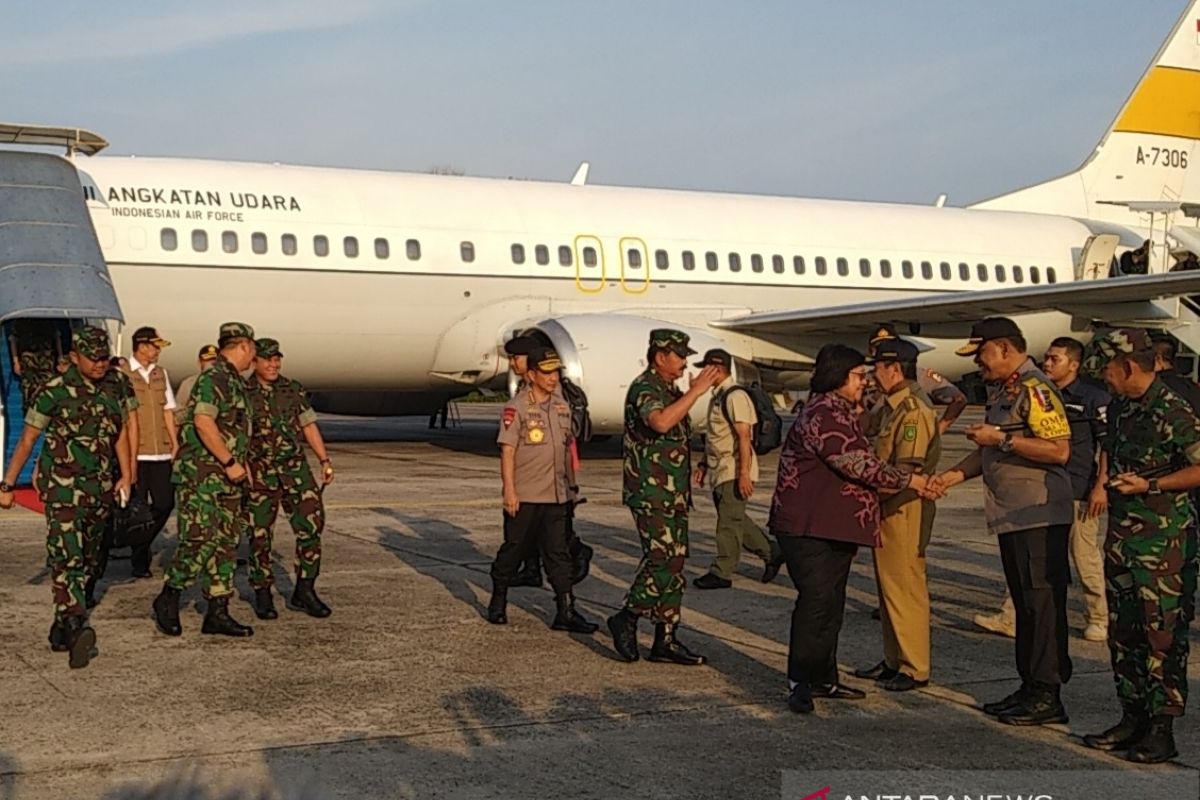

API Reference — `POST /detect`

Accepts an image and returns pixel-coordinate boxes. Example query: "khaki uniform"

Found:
[869,381,940,681]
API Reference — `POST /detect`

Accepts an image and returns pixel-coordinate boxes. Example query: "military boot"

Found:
[998,683,1068,726]
[511,556,543,588]
[63,615,96,670]
[152,585,183,637]
[551,593,598,634]
[253,587,278,620]
[201,596,254,637]
[1127,715,1178,764]
[48,620,68,652]
[648,623,707,666]
[606,608,640,662]
[289,578,331,618]
[487,583,508,625]
[1083,709,1149,751]
[982,683,1032,716]
[569,537,594,585]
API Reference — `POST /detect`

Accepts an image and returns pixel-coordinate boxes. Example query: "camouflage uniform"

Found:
[622,337,694,624]
[19,348,58,413]
[163,330,253,600]
[90,366,140,585]
[1086,330,1200,719]
[25,327,127,620]
[245,339,324,588]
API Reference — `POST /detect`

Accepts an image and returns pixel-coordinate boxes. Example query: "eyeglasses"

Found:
[849,369,869,379]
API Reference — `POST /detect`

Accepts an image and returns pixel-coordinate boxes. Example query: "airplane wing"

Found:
[710,272,1200,337]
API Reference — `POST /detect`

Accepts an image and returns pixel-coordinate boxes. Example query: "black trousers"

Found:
[998,524,1073,687]
[779,535,858,686]
[491,503,572,595]
[132,460,175,568]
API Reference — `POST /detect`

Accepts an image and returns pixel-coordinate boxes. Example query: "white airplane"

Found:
[5,1,1200,436]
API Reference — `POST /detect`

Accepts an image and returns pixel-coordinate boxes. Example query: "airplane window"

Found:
[1046,267,1057,284]
[751,254,764,273]
[958,262,969,281]
[192,230,208,252]
[773,255,785,274]
[161,228,177,252]
[535,244,549,266]
[344,236,359,258]
[222,231,238,254]
[705,252,718,271]
[729,253,741,272]
[461,241,475,263]
[1030,266,1041,284]
[921,261,933,280]
[252,232,267,255]
[314,235,329,257]
[683,251,696,271]
[976,263,988,282]
[583,246,597,267]
[793,256,806,275]
[836,257,848,277]
[859,258,871,277]
[902,260,914,279]
[940,262,951,280]
[558,245,572,267]
[375,238,389,259]
[628,249,643,269]
[655,249,669,269]
[511,244,525,265]
[815,256,827,276]
[1012,265,1024,283]
[880,259,892,278]
[995,264,1006,283]
[282,234,297,256]
[407,239,421,260]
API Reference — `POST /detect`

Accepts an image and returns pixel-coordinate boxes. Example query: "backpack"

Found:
[720,382,783,455]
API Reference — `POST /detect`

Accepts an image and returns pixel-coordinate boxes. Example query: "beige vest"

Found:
[122,363,173,457]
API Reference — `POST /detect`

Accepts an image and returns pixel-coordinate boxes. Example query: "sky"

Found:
[1,1,1189,205]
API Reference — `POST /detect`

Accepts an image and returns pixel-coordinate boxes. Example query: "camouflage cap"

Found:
[1082,328,1153,376]
[71,326,111,360]
[217,321,255,347]
[649,328,696,357]
[255,338,283,358]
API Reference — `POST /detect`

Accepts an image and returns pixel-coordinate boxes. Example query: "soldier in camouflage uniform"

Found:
[606,329,722,665]
[153,322,258,638]
[245,338,334,620]
[0,326,133,669]
[1080,329,1200,763]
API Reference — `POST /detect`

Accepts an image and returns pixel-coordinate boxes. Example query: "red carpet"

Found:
[13,488,43,514]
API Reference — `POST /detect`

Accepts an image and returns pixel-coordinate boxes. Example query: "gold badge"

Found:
[528,428,545,443]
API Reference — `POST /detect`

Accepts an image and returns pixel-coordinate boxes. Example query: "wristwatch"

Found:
[1148,478,1162,495]
[998,433,1015,454]
[0,482,12,493]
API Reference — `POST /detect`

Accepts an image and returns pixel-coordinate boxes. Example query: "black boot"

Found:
[1127,715,1178,763]
[1083,709,1149,751]
[62,615,96,669]
[152,586,182,636]
[48,620,68,652]
[552,593,598,633]
[606,608,640,662]
[253,587,278,620]
[201,596,254,637]
[982,683,1031,716]
[130,545,153,579]
[487,584,508,625]
[648,623,707,666]
[289,578,331,618]
[998,683,1068,726]
[569,537,594,585]
[511,556,543,588]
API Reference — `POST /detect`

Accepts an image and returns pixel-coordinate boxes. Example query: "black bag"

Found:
[721,383,783,455]
[110,496,156,549]
[560,376,592,442]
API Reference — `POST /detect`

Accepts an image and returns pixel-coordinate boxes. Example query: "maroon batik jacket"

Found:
[769,391,909,547]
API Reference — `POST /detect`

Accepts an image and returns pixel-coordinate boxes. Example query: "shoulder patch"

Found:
[925,369,946,384]
[903,423,918,441]
[502,407,516,428]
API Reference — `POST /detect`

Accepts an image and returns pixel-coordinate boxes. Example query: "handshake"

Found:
[906,470,962,501]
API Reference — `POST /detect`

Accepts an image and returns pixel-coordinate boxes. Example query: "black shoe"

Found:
[253,587,278,620]
[787,684,814,714]
[811,682,866,700]
[84,578,98,610]
[882,673,929,692]
[606,609,640,662]
[152,586,182,637]
[201,596,254,637]
[1127,715,1178,764]
[692,573,732,590]
[1083,710,1149,752]
[998,686,1068,726]
[130,546,153,578]
[510,564,544,588]
[853,661,899,681]
[982,684,1031,717]
[289,578,332,618]
[761,553,785,584]
[48,620,68,653]
[648,623,707,666]
[63,616,96,670]
[551,593,598,634]
[131,565,153,579]
[569,539,594,585]
[487,585,507,625]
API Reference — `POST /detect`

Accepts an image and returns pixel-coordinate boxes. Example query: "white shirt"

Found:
[129,354,177,462]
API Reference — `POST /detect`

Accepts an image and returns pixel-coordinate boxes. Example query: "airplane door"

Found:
[619,237,649,294]
[1077,233,1120,280]
[573,235,605,293]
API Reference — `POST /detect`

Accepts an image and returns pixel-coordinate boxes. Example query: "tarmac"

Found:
[0,404,1198,799]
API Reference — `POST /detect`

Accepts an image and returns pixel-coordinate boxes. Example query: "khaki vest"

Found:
[122,363,173,457]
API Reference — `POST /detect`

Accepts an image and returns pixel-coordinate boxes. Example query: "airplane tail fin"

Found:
[973,0,1200,223]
